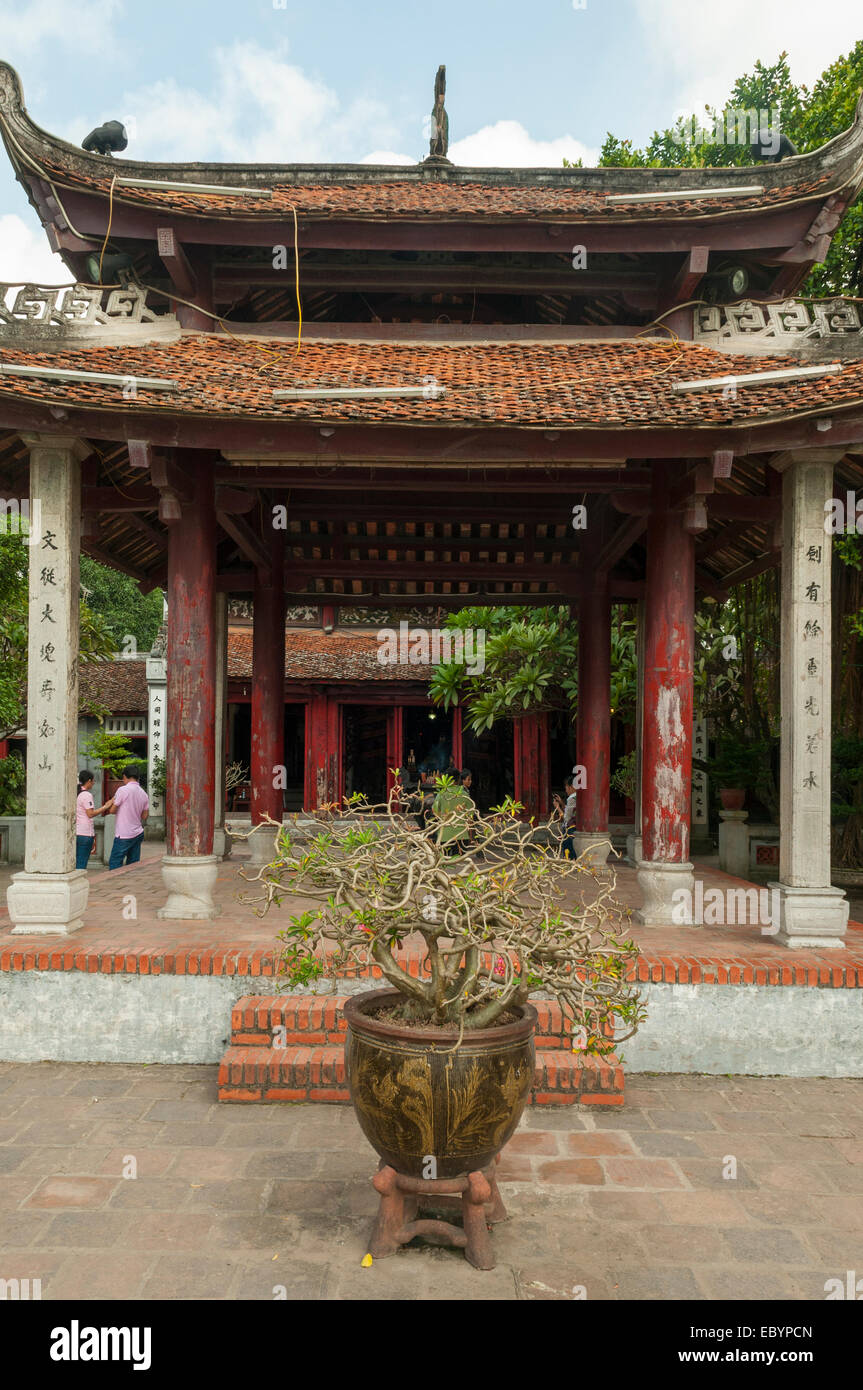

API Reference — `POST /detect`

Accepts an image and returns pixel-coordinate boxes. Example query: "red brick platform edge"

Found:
[3,935,863,985]
[217,994,625,1108]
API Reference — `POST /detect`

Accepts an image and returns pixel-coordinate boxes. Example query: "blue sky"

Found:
[0,0,860,282]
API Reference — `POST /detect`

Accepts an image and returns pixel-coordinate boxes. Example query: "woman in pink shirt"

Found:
[75,772,111,870]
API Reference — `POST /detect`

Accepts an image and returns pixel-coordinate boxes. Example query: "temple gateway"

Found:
[1,60,863,945]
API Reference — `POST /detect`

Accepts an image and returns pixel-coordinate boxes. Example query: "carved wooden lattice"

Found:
[0,283,162,327]
[695,298,863,345]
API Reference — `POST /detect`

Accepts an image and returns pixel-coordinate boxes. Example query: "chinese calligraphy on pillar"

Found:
[692,717,708,828]
[146,648,167,820]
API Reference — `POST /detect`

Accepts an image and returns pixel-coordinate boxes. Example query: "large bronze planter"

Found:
[345,989,537,1179]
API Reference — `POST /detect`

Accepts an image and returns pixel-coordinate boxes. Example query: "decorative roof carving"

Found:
[0,283,180,347]
[694,297,863,358]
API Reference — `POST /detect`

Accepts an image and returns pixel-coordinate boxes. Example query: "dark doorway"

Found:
[343,705,388,804]
[462,719,514,813]
[403,706,454,785]
[283,703,305,811]
[549,709,577,802]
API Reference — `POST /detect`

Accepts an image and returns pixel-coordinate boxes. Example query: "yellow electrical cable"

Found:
[97,174,117,285]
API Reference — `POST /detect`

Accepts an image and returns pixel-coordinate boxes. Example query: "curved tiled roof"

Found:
[230,629,431,682]
[79,658,148,711]
[2,61,862,225]
[78,632,431,713]
[1,333,862,428]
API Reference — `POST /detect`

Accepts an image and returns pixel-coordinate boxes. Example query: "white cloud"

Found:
[634,0,863,115]
[0,214,69,289]
[0,0,120,53]
[448,120,598,168]
[119,41,401,164]
[360,150,416,166]
[115,43,594,170]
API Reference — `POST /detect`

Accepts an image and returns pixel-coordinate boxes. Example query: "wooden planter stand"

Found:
[368,1155,506,1270]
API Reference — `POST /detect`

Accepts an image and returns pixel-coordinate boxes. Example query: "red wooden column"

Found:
[574,573,611,864]
[249,530,285,861]
[514,712,548,822]
[637,461,695,925]
[305,692,339,808]
[159,453,219,920]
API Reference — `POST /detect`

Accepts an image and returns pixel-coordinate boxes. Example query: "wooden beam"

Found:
[596,515,647,570]
[215,467,648,491]
[123,512,167,552]
[214,486,255,515]
[669,460,715,512]
[712,449,734,478]
[695,567,729,602]
[218,510,270,570]
[707,495,781,520]
[722,551,781,587]
[82,485,160,511]
[157,226,198,299]
[82,543,150,583]
[214,262,659,298]
[658,245,709,313]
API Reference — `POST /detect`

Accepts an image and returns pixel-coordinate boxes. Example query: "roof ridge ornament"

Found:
[424,64,451,166]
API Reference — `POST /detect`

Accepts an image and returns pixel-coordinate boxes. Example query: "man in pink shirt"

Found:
[105,766,150,870]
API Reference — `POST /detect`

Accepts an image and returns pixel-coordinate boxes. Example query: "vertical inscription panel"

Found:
[779,459,834,887]
[24,441,83,875]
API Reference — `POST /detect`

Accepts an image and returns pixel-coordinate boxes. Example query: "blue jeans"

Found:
[561,831,576,859]
[76,835,95,870]
[109,832,144,870]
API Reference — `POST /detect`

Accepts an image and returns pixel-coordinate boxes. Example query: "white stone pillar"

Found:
[7,435,90,935]
[212,593,230,859]
[772,451,848,947]
[145,639,167,837]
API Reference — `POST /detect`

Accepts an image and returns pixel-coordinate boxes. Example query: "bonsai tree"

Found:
[241,780,645,1056]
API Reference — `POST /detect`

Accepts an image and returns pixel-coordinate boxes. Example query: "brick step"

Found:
[229,994,578,1050]
[217,1042,623,1107]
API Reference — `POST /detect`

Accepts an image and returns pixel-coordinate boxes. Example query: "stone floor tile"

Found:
[603,1157,686,1188]
[719,1227,812,1263]
[123,1213,215,1251]
[34,1212,131,1247]
[24,1176,117,1209]
[698,1267,794,1300]
[632,1133,705,1158]
[48,1252,155,1300]
[139,1254,240,1300]
[656,1190,752,1226]
[585,1190,666,1222]
[614,1265,705,1300]
[641,1109,718,1132]
[565,1131,635,1156]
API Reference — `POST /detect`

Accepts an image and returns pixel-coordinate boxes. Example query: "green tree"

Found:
[591,43,863,294]
[0,533,115,741]
[79,556,164,656]
[429,604,637,735]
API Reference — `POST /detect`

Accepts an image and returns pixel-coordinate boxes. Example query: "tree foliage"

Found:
[592,44,863,295]
[0,534,116,742]
[79,557,164,656]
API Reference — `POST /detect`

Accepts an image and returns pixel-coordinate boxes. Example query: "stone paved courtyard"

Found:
[1,1063,861,1300]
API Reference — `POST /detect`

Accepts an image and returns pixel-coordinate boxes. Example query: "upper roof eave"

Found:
[2,59,863,224]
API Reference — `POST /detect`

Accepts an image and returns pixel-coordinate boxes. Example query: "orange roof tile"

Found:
[1,334,862,428]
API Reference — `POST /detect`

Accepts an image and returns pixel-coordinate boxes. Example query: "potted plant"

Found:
[696,734,762,811]
[243,781,644,1254]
